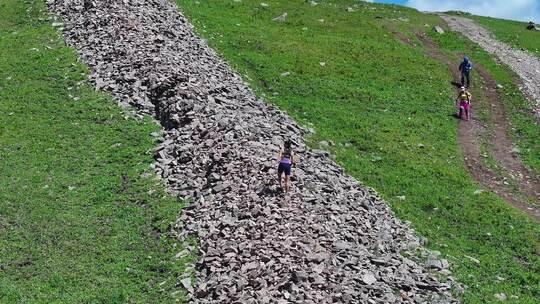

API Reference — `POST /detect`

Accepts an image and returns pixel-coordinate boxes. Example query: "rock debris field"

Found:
[442,15,540,120]
[48,0,459,303]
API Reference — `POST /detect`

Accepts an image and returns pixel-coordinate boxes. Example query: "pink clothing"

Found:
[459,100,470,110]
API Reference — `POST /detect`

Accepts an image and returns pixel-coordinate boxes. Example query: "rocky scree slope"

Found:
[48,0,458,303]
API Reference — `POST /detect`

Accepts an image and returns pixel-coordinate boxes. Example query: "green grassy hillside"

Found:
[175,0,540,303]
[429,26,540,177]
[0,1,192,303]
[2,0,539,303]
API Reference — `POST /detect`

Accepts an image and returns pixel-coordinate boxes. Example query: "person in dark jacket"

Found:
[459,56,473,88]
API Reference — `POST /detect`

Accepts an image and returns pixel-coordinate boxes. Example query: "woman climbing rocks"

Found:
[277,139,295,193]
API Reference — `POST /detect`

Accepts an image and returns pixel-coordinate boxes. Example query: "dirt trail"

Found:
[474,66,540,201]
[416,33,540,222]
[440,15,540,120]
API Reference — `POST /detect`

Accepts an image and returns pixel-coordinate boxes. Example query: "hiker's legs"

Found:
[277,164,284,189]
[281,163,291,193]
[461,73,465,86]
[465,72,470,87]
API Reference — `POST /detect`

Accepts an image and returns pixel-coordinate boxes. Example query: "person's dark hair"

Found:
[284,139,292,149]
[283,139,293,157]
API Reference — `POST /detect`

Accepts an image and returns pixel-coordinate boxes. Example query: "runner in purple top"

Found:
[277,139,295,193]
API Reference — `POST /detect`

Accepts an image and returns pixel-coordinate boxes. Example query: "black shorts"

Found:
[278,163,292,176]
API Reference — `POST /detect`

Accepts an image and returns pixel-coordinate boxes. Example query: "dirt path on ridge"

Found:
[474,66,540,201]
[416,33,540,222]
[440,15,540,121]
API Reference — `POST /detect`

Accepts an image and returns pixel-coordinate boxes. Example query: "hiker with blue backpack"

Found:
[459,56,473,88]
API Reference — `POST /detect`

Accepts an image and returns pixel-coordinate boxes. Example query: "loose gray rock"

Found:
[48,0,460,303]
[362,272,377,285]
[434,25,445,34]
[273,12,287,22]
[181,277,193,294]
[494,293,507,301]
[465,255,481,264]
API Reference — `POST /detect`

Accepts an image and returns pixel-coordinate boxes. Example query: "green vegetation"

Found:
[468,15,540,59]
[0,1,192,303]
[429,26,540,175]
[175,0,540,303]
[441,15,540,173]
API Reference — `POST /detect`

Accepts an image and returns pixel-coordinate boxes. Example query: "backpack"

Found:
[462,61,473,72]
[459,91,471,102]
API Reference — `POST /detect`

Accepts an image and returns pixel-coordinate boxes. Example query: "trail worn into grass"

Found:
[441,15,540,121]
[417,33,540,222]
